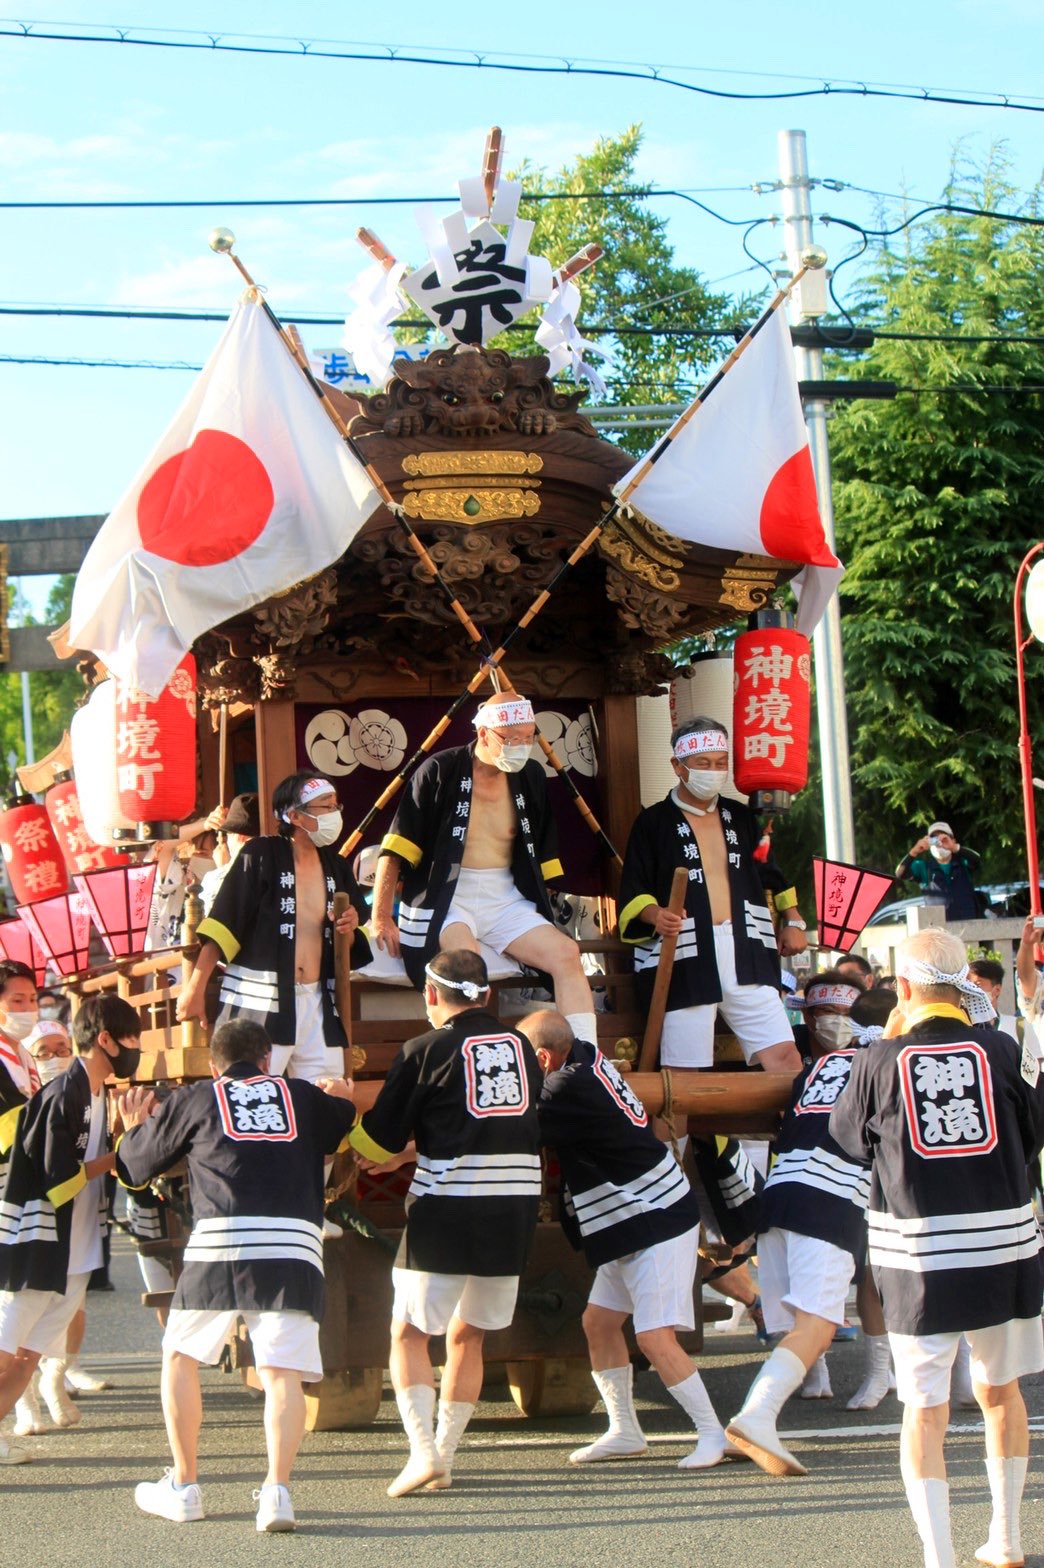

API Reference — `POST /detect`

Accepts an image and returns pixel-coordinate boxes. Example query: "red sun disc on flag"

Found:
[759,446,836,567]
[137,429,275,567]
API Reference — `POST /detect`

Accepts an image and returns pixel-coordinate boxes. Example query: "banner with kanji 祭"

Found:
[813,857,896,952]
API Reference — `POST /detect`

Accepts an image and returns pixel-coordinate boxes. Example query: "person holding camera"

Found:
[894,821,981,921]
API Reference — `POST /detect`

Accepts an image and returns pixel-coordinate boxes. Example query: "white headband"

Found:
[280,777,331,823]
[674,729,728,759]
[805,982,862,1010]
[896,955,997,1026]
[473,698,534,730]
[851,1022,885,1048]
[424,963,488,1002]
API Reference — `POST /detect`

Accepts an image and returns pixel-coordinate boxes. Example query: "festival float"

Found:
[34,130,844,1428]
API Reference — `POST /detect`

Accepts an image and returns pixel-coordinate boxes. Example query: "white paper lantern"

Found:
[71,681,134,847]
[1026,560,1044,643]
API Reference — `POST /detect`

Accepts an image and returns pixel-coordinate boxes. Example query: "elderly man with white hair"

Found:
[830,927,1044,1568]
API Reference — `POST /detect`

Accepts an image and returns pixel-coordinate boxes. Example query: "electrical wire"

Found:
[1,21,1040,112]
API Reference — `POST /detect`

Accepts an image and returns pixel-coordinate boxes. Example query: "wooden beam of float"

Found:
[211,231,621,866]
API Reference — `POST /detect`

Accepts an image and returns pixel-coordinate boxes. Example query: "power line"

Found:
[0,186,751,211]
[2,21,1041,112]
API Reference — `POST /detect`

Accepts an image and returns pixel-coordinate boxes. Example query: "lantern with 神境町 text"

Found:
[0,794,68,905]
[116,655,198,835]
[46,770,122,874]
[732,618,811,808]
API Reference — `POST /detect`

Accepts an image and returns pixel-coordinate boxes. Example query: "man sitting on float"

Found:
[619,716,804,1074]
[370,692,598,1048]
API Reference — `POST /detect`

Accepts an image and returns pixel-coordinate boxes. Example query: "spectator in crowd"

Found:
[836,953,874,990]
[967,957,1018,1039]
[895,822,981,921]
[199,793,260,917]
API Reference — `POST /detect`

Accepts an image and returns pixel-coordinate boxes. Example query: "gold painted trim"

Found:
[402,451,543,477]
[402,489,541,524]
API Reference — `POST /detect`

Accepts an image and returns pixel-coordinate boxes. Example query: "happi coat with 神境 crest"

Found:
[379,743,563,989]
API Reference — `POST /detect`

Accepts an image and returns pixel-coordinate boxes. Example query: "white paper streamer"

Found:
[342,259,408,388]
[536,278,609,396]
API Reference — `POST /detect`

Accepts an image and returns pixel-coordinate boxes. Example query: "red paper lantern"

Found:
[0,795,69,905]
[46,773,122,875]
[74,862,157,960]
[732,627,811,797]
[0,916,49,985]
[116,655,198,826]
[17,892,94,977]
[813,858,896,953]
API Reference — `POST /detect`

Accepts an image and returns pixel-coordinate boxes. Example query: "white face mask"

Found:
[684,768,725,801]
[2,1011,38,1041]
[929,845,952,863]
[494,743,531,774]
[36,1054,72,1084]
[188,854,215,882]
[815,1014,853,1049]
[305,810,342,849]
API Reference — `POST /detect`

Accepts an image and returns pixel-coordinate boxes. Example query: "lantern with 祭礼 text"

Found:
[0,794,69,905]
[732,613,811,810]
[116,655,198,836]
[45,770,122,875]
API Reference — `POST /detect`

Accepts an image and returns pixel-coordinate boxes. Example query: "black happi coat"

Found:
[197,834,370,1049]
[0,1041,35,1174]
[763,1048,871,1258]
[690,1135,764,1248]
[380,743,563,988]
[351,1007,542,1276]
[830,1010,1044,1334]
[116,1062,356,1319]
[539,1038,700,1266]
[0,1058,108,1294]
[619,793,781,1009]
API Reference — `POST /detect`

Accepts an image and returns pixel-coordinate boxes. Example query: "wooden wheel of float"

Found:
[240,1365,384,1430]
[506,1357,598,1417]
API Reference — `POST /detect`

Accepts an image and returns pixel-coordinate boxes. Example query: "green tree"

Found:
[0,574,83,795]
[774,151,1044,899]
[498,127,747,450]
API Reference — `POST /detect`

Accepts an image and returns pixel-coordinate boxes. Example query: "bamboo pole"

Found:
[637,867,689,1072]
[332,890,354,1070]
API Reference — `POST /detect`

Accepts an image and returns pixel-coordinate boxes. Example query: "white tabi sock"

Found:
[737,1345,806,1423]
[670,1368,726,1468]
[565,1011,599,1046]
[800,1353,833,1399]
[570,1365,648,1463]
[387,1384,444,1497]
[976,1455,1028,1566]
[902,1475,957,1568]
[847,1332,891,1410]
[426,1399,476,1490]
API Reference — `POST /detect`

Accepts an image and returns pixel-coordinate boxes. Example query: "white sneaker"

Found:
[134,1469,205,1523]
[254,1483,295,1533]
[65,1365,112,1395]
[0,1432,33,1465]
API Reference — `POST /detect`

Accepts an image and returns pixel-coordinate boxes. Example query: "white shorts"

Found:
[269,983,344,1084]
[444,867,548,956]
[588,1226,700,1334]
[0,1272,89,1357]
[889,1317,1044,1409]
[660,924,793,1067]
[756,1227,856,1334]
[163,1307,323,1382]
[391,1267,520,1334]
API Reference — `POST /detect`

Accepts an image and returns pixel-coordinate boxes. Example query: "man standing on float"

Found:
[371,693,598,1047]
[619,716,803,1072]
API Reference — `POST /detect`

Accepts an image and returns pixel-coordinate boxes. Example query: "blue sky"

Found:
[1,0,1041,605]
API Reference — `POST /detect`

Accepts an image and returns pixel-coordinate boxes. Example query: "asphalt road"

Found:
[3,1234,1041,1568]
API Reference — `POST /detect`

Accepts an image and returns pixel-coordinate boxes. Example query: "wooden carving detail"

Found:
[604,648,676,696]
[195,634,262,708]
[349,346,597,440]
[252,569,338,648]
[603,565,694,642]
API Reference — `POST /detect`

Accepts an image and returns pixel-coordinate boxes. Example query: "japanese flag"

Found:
[614,306,843,634]
[69,298,381,697]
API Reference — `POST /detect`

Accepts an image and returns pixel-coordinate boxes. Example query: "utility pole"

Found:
[777,129,856,863]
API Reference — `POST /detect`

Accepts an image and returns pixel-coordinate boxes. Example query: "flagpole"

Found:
[209,233,622,865]
[329,263,816,856]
